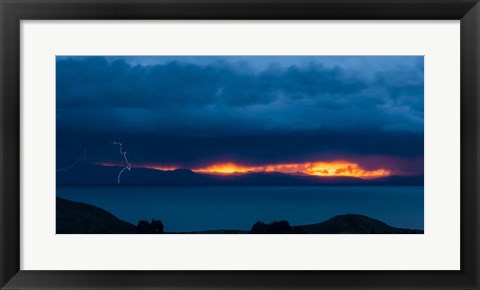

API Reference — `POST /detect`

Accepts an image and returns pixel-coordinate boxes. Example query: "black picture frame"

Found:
[1,0,479,289]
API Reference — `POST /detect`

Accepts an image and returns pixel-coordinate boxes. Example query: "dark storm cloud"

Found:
[56,56,424,173]
[56,56,424,135]
[57,129,423,174]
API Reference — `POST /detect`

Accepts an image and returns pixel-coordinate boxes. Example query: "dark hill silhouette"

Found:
[177,229,248,234]
[56,163,423,186]
[56,197,136,234]
[56,197,423,234]
[297,214,423,234]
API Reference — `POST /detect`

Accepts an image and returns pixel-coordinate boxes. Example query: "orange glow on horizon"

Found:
[97,161,391,179]
[194,163,253,174]
[193,161,390,179]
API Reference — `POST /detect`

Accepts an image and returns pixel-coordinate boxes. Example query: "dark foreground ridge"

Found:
[56,197,136,234]
[56,197,423,234]
[299,214,423,234]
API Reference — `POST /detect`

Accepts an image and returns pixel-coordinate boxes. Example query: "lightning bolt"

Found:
[113,141,131,184]
[57,148,87,173]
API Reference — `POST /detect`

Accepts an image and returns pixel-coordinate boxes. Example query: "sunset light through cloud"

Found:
[97,161,391,179]
[192,161,390,178]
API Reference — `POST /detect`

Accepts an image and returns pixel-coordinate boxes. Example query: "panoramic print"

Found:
[56,56,424,234]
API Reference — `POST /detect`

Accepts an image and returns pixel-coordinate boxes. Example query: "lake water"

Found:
[57,186,424,232]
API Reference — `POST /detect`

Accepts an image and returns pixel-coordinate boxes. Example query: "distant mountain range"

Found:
[56,163,423,186]
[56,197,423,234]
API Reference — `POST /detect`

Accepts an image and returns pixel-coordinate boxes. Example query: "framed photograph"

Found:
[1,0,479,289]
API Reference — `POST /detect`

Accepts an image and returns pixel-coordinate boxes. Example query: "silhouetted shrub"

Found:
[136,219,164,234]
[291,226,305,234]
[250,220,292,234]
[251,221,267,234]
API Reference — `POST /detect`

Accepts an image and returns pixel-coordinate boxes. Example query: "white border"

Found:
[21,20,460,270]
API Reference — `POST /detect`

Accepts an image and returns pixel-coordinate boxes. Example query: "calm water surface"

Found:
[57,186,424,232]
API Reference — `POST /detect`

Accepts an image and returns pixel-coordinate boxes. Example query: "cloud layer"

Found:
[56,56,424,175]
[57,56,423,135]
